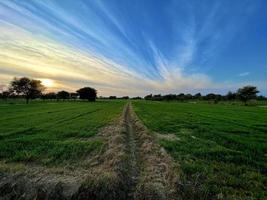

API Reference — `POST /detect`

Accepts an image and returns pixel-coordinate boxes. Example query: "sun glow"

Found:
[41,79,54,87]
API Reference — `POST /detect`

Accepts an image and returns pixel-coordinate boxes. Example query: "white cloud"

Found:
[238,72,250,77]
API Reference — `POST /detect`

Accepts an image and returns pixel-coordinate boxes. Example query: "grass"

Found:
[1,99,267,198]
[0,100,125,166]
[133,100,267,199]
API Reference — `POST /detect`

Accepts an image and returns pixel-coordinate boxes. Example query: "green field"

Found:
[0,100,124,165]
[133,101,267,199]
[1,100,267,199]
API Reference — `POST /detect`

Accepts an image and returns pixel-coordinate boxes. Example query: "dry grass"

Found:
[78,106,130,199]
[129,104,181,200]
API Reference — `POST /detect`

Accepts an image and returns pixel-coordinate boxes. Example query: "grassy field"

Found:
[1,99,267,199]
[133,101,267,199]
[0,100,125,166]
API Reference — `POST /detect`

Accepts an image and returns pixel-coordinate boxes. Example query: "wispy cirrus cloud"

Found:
[0,24,212,96]
[0,0,266,95]
[238,72,250,77]
[0,0,213,95]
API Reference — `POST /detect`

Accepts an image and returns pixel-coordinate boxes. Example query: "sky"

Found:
[0,0,267,96]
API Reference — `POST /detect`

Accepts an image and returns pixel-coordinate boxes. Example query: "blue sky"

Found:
[0,0,267,96]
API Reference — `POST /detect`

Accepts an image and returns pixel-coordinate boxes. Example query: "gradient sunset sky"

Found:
[0,0,267,96]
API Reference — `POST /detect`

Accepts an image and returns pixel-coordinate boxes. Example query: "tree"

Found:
[257,95,267,101]
[153,94,163,101]
[193,93,202,100]
[109,96,117,99]
[204,93,216,100]
[185,94,193,100]
[9,77,45,104]
[0,91,10,100]
[144,94,152,100]
[237,85,259,105]
[163,94,176,101]
[132,96,142,100]
[226,91,236,101]
[70,92,78,99]
[176,93,185,101]
[76,87,97,101]
[57,91,70,100]
[42,92,57,100]
[214,94,222,104]
[0,91,10,101]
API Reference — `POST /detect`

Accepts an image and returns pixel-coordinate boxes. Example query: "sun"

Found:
[41,79,54,87]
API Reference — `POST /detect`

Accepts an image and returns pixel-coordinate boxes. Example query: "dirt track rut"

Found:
[124,104,141,198]
[122,103,179,199]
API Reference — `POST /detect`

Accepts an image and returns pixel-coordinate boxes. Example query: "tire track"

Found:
[124,104,140,199]
[123,103,179,199]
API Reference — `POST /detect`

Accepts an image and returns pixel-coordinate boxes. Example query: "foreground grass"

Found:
[0,100,125,165]
[133,100,267,199]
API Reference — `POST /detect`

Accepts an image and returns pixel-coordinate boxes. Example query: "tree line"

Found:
[144,86,266,105]
[1,77,266,105]
[0,77,97,103]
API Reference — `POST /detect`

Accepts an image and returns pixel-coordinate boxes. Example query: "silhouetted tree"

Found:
[193,93,202,100]
[42,92,57,100]
[204,93,216,100]
[257,95,267,101]
[213,94,222,104]
[142,89,265,103]
[185,94,192,100]
[176,93,185,101]
[226,91,236,101]
[9,77,45,104]
[76,87,97,101]
[122,96,129,99]
[153,94,163,101]
[0,91,10,100]
[144,94,152,100]
[57,91,70,100]
[0,91,10,101]
[237,85,259,105]
[109,96,117,99]
[132,96,142,100]
[164,94,176,101]
[70,92,78,99]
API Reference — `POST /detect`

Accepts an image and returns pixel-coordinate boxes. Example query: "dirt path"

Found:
[124,104,141,198]
[122,103,179,199]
